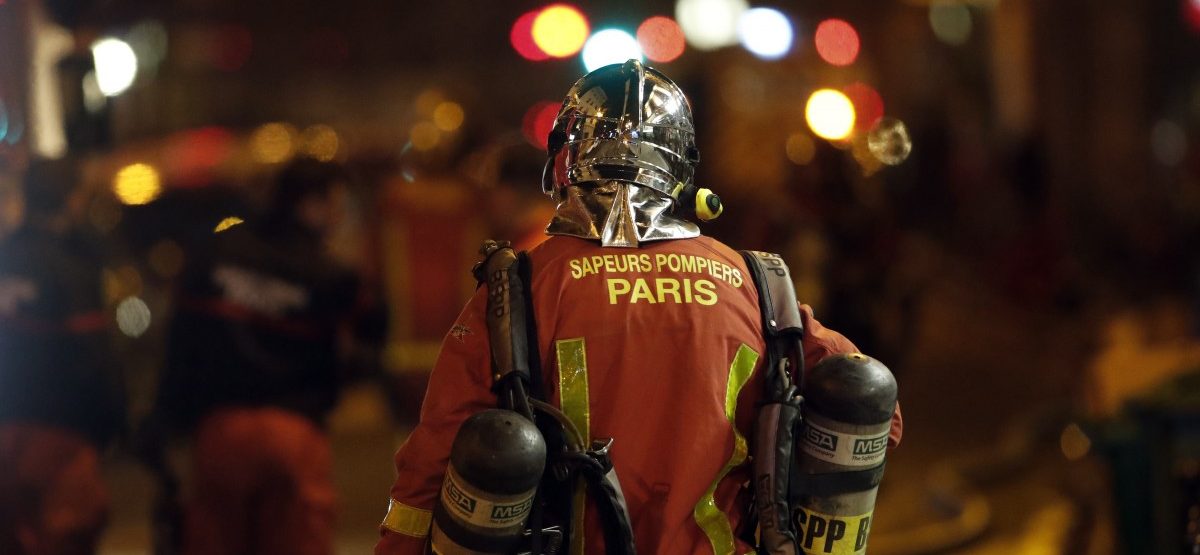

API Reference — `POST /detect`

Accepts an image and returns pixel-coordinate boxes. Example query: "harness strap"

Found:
[475,239,636,555]
[789,463,887,499]
[474,240,533,392]
[740,250,806,555]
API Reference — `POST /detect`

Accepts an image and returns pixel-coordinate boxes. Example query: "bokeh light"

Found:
[432,102,465,132]
[115,296,151,338]
[0,99,7,144]
[737,7,794,60]
[582,29,643,72]
[1185,0,1200,33]
[512,10,551,61]
[300,124,340,161]
[3,107,20,145]
[251,123,297,164]
[842,82,884,132]
[676,0,749,51]
[867,117,913,165]
[112,163,162,205]
[532,4,590,58]
[814,19,860,66]
[166,126,234,177]
[805,89,856,141]
[522,101,561,149]
[785,133,816,166]
[90,37,138,96]
[637,16,686,63]
[410,121,441,151]
[214,216,245,233]
[929,2,973,46]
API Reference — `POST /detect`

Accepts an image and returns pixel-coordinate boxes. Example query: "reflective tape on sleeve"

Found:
[382,498,433,538]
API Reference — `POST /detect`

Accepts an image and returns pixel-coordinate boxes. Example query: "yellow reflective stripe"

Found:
[556,337,591,555]
[694,343,759,555]
[381,498,433,538]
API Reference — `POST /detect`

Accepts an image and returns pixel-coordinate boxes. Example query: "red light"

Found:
[511,9,550,61]
[842,83,884,131]
[165,127,234,186]
[637,16,686,63]
[522,101,560,149]
[1185,0,1200,32]
[814,19,859,66]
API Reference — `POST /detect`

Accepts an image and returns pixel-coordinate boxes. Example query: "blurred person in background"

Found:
[150,158,379,555]
[376,61,902,554]
[0,158,125,555]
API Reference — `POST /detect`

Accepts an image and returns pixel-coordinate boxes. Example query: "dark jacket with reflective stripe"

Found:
[0,227,124,447]
[157,221,359,432]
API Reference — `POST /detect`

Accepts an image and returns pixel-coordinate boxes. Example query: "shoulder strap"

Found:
[740,250,805,381]
[473,240,637,555]
[739,250,806,555]
[473,240,534,405]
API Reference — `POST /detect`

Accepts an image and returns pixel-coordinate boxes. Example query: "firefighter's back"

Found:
[528,234,766,554]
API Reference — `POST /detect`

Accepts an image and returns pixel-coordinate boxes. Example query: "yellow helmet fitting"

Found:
[694,187,723,221]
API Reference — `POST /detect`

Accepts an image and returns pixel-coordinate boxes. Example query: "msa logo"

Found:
[853,435,888,456]
[490,497,533,522]
[805,425,837,452]
[445,480,476,515]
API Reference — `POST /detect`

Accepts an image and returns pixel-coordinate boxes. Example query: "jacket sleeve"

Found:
[798,304,904,449]
[376,287,496,555]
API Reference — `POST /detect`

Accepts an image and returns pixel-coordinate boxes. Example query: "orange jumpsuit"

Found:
[377,235,902,554]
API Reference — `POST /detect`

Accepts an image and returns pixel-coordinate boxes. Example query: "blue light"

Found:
[738,7,794,60]
[0,99,8,144]
[581,29,643,72]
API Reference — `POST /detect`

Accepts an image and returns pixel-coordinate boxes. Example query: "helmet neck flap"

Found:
[546,181,699,248]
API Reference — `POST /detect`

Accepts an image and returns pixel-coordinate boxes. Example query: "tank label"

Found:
[794,506,873,555]
[800,420,888,467]
[441,468,535,530]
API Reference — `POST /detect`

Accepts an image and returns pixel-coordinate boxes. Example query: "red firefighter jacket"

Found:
[377,234,902,555]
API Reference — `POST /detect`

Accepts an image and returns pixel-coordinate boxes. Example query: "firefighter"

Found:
[154,159,371,555]
[375,61,902,554]
[0,158,124,555]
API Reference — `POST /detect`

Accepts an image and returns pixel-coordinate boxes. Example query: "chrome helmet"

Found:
[542,59,700,203]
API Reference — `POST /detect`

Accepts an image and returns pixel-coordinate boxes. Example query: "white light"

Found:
[90,38,138,97]
[929,2,972,46]
[116,296,151,337]
[676,0,749,51]
[738,8,794,60]
[581,29,644,72]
